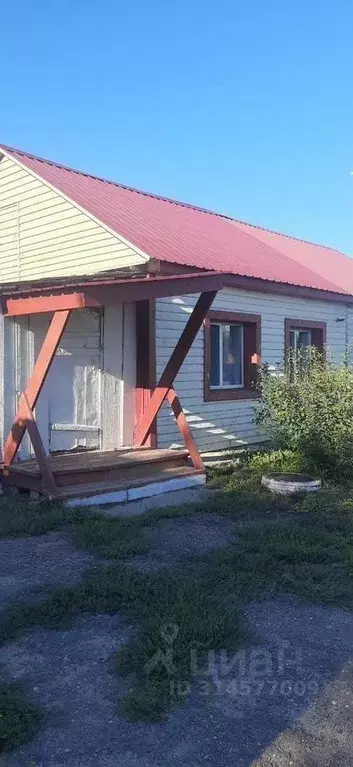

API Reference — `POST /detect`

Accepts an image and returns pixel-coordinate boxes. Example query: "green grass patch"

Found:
[2,453,353,721]
[0,496,87,539]
[2,495,353,720]
[0,681,43,753]
[0,564,245,721]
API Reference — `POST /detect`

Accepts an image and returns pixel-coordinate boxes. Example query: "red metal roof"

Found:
[1,144,352,296]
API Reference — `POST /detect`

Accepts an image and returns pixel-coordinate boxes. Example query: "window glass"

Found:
[210,322,243,388]
[297,330,311,348]
[210,323,220,386]
[222,324,243,386]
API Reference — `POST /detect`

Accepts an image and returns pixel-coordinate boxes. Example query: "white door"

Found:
[30,309,103,453]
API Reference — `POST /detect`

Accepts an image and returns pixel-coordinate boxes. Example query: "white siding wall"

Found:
[156,287,350,452]
[0,155,147,282]
[1,306,136,460]
[347,306,353,364]
[102,302,136,449]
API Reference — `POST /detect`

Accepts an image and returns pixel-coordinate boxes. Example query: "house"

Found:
[0,143,352,502]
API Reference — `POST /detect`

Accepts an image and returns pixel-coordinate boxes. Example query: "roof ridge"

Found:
[0,142,230,219]
[0,142,342,256]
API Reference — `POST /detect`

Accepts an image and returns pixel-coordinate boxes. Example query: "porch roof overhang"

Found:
[1,271,228,316]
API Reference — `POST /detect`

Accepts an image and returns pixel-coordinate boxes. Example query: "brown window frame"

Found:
[204,310,261,401]
[284,318,327,353]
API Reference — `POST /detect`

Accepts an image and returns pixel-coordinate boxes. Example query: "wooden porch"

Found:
[4,447,203,502]
[0,271,227,502]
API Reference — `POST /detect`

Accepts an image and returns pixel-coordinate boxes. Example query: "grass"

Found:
[0,681,42,753]
[0,565,245,722]
[1,449,353,722]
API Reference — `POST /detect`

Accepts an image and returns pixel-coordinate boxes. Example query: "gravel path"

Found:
[0,532,97,611]
[1,529,353,765]
[0,598,353,766]
[130,513,235,571]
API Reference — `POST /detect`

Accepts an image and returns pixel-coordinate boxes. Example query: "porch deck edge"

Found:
[65,471,206,507]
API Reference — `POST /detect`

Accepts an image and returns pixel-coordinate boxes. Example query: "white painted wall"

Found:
[2,305,136,460]
[156,287,351,452]
[0,154,148,282]
[102,303,136,449]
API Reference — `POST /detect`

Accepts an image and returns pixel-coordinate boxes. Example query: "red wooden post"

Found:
[135,300,157,448]
[167,389,204,471]
[20,393,59,497]
[135,290,217,446]
[3,309,71,466]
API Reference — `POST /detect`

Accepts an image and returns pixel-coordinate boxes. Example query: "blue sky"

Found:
[1,0,352,253]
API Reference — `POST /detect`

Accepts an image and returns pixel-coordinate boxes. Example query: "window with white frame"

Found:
[204,310,261,402]
[285,319,326,355]
[210,322,244,389]
[289,328,312,352]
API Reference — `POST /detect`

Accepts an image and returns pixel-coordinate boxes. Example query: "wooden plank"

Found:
[167,389,204,471]
[5,293,97,316]
[3,309,71,466]
[59,466,204,500]
[54,455,189,487]
[135,290,218,445]
[85,276,223,311]
[8,447,188,476]
[3,273,225,316]
[21,393,59,497]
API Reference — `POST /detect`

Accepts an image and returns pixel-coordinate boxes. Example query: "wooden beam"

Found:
[5,293,98,316]
[135,290,217,446]
[167,389,204,471]
[84,274,224,306]
[3,273,226,317]
[3,309,71,466]
[21,393,59,498]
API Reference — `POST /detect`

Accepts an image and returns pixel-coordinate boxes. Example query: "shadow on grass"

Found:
[0,680,43,754]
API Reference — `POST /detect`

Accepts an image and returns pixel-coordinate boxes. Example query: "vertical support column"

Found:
[135,299,157,447]
[135,290,217,448]
[0,311,4,462]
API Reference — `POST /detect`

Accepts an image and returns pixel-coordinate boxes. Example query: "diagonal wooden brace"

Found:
[167,389,204,470]
[20,392,59,497]
[135,290,218,452]
[3,309,71,467]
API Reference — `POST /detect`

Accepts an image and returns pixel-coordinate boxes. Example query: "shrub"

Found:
[242,448,303,474]
[254,348,353,480]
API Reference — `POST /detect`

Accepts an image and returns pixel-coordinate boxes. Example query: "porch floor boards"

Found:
[4,447,203,501]
[58,465,202,500]
[8,448,188,478]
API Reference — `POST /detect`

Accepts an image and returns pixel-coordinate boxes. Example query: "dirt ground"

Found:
[1,510,353,766]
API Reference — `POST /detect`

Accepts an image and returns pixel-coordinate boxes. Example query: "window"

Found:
[210,323,244,388]
[285,319,326,353]
[289,328,312,352]
[204,311,261,401]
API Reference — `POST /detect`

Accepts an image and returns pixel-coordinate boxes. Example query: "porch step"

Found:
[8,448,189,489]
[60,466,206,506]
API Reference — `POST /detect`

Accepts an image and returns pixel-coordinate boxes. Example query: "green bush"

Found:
[243,448,303,474]
[254,348,353,480]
